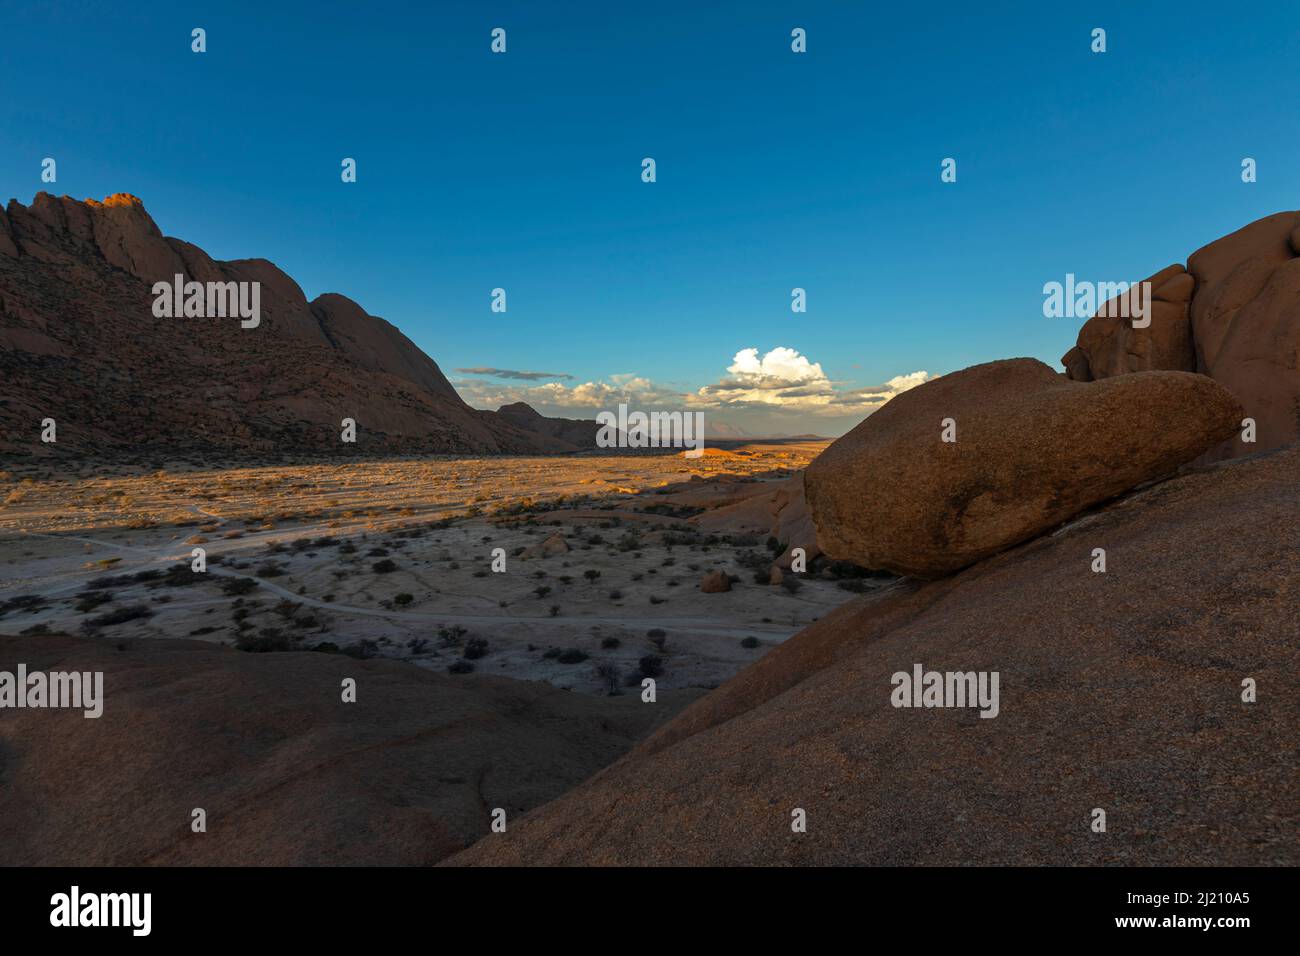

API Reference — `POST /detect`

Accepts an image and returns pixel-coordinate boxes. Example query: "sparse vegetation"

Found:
[594,661,622,696]
[87,604,153,627]
[638,655,664,678]
[74,592,113,613]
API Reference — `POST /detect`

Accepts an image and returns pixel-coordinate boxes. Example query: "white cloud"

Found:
[693,346,930,413]
[725,346,826,387]
[454,346,932,421]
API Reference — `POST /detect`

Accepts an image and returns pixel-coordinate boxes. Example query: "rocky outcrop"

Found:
[496,402,603,449]
[445,444,1300,866]
[1069,264,1195,380]
[0,205,19,258]
[0,193,598,457]
[311,293,461,400]
[691,474,820,570]
[522,532,569,559]
[1064,211,1300,458]
[804,359,1241,578]
[699,570,732,593]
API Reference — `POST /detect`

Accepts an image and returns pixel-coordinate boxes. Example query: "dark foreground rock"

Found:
[0,638,697,865]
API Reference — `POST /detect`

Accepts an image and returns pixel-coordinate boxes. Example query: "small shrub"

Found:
[74,591,113,613]
[162,564,207,587]
[343,639,380,659]
[88,604,153,627]
[220,577,258,596]
[274,599,302,620]
[595,661,622,696]
[235,629,295,653]
[438,625,467,647]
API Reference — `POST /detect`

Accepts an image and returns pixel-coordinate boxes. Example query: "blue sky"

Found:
[4,1,1298,435]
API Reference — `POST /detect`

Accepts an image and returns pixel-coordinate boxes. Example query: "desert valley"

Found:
[0,441,858,696]
[1,191,1297,869]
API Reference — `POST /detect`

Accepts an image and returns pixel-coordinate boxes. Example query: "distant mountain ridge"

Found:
[495,401,603,448]
[0,193,597,457]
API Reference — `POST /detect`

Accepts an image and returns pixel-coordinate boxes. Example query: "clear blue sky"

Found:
[4,1,1298,435]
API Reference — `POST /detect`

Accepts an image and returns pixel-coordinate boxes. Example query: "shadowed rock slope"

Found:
[0,193,592,457]
[446,445,1299,865]
[0,636,697,865]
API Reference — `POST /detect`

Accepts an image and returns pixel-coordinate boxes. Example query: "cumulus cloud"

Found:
[726,347,826,387]
[692,346,930,413]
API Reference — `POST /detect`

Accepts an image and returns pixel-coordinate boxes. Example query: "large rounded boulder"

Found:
[804,358,1242,578]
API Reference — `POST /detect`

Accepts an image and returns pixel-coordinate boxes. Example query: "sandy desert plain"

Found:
[0,440,888,694]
